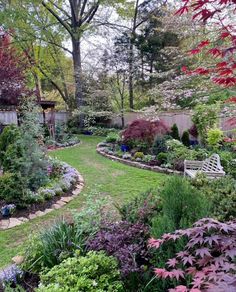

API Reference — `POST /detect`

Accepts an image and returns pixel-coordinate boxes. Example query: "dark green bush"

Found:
[0,125,21,162]
[170,124,180,140]
[2,142,24,173]
[38,251,124,292]
[217,150,236,179]
[181,130,190,147]
[106,133,120,143]
[191,174,236,221]
[0,173,27,206]
[0,125,20,153]
[115,189,162,225]
[157,152,168,164]
[152,135,172,155]
[147,176,209,291]
[151,176,209,238]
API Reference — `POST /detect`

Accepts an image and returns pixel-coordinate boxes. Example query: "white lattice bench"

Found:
[184,154,225,179]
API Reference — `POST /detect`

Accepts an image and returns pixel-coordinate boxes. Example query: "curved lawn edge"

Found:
[96,145,183,176]
[47,141,81,151]
[0,166,85,231]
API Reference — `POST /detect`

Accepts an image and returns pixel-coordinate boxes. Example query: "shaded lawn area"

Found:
[0,135,167,268]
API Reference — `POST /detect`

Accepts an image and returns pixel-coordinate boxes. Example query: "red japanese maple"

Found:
[176,0,236,91]
[149,218,236,292]
[176,0,236,126]
[0,31,29,106]
[122,119,169,146]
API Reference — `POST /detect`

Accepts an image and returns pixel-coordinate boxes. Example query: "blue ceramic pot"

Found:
[121,144,129,152]
[1,206,10,217]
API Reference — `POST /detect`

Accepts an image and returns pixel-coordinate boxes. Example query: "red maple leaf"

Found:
[216,61,228,68]
[195,247,212,258]
[148,238,163,248]
[167,258,178,268]
[189,48,201,55]
[208,48,222,57]
[221,31,231,39]
[197,40,210,49]
[175,6,189,15]
[225,97,236,103]
[171,269,185,280]
[218,68,233,76]
[213,77,236,87]
[194,67,210,75]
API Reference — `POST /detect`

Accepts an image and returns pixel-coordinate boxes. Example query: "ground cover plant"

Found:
[37,251,124,292]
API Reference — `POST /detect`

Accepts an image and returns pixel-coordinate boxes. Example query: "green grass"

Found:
[0,135,166,268]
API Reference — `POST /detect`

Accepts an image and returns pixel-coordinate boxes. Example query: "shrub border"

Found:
[96,144,183,176]
[0,168,85,230]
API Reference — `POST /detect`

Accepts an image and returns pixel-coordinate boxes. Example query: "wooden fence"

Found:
[0,110,235,136]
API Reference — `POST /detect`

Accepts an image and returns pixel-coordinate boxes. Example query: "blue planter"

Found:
[1,206,10,217]
[121,144,129,152]
[1,204,16,218]
[83,130,93,136]
[190,140,199,146]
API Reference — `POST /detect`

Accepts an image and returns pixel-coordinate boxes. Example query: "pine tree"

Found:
[170,124,180,140]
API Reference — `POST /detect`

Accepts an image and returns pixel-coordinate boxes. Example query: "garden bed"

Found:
[47,140,80,151]
[97,143,182,175]
[0,164,84,230]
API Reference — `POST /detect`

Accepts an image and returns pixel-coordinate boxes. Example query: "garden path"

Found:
[0,135,166,268]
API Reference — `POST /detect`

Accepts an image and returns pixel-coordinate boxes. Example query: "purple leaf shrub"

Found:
[86,221,150,277]
[149,218,236,292]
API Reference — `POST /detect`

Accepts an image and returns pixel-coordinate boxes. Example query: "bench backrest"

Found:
[201,154,223,172]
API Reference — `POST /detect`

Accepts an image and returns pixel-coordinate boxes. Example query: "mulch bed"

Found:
[0,181,78,221]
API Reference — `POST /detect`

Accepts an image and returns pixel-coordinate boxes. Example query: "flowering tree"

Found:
[0,31,29,105]
[176,0,236,116]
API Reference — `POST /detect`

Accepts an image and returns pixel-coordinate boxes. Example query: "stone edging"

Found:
[47,141,80,151]
[0,171,85,231]
[97,146,183,176]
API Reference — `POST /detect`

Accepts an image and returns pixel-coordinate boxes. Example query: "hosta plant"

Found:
[149,218,236,292]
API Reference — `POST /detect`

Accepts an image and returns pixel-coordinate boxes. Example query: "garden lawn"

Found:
[0,135,166,268]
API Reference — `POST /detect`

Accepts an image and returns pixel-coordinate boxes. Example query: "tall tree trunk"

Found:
[72,37,83,108]
[128,0,139,110]
[128,42,134,109]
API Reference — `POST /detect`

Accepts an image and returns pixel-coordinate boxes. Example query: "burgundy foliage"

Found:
[86,221,150,277]
[0,31,29,106]
[122,119,169,145]
[149,218,236,292]
[188,125,198,138]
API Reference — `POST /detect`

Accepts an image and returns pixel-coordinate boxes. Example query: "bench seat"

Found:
[184,154,225,179]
